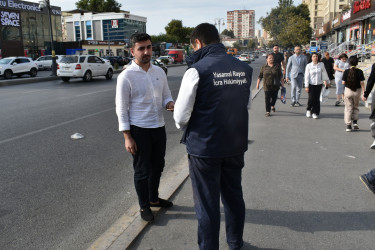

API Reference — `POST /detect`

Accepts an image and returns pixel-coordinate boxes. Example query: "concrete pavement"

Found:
[123,83,375,249]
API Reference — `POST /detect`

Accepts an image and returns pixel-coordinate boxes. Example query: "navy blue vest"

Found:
[182,43,252,158]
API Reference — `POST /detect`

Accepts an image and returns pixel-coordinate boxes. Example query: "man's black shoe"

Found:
[140,208,154,222]
[150,198,173,208]
[360,175,375,195]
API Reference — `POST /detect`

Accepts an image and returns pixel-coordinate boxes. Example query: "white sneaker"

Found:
[353,123,359,130]
[306,110,312,118]
[312,114,319,119]
[371,140,375,149]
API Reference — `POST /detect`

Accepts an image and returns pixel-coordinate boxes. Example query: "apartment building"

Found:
[227,10,255,39]
[303,0,351,30]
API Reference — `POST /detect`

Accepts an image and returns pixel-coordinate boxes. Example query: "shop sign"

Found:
[0,0,61,15]
[372,41,375,55]
[342,10,351,22]
[1,10,19,26]
[111,20,118,28]
[350,22,360,31]
[353,0,371,14]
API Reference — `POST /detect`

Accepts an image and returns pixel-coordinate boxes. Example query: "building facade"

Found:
[227,10,255,39]
[63,10,146,57]
[0,0,62,59]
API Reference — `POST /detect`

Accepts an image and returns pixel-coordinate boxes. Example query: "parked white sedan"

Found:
[57,55,113,82]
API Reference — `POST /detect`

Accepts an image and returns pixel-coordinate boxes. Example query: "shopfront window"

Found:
[366,17,375,44]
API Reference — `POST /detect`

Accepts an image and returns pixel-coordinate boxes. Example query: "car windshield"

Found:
[60,56,78,63]
[240,54,247,57]
[0,58,12,64]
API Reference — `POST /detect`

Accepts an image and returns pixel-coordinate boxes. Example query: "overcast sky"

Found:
[29,0,303,35]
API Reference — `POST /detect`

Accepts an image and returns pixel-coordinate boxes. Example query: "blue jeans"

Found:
[188,154,245,250]
[291,73,304,103]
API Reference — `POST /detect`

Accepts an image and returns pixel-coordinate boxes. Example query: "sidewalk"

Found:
[117,84,375,249]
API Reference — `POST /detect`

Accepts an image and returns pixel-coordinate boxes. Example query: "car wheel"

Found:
[61,77,70,82]
[105,68,113,79]
[29,68,37,77]
[4,70,12,79]
[83,71,92,82]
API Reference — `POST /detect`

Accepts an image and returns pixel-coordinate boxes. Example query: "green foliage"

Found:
[259,3,312,48]
[161,58,169,65]
[164,20,193,43]
[76,0,121,12]
[221,29,235,38]
[247,39,258,50]
[151,33,179,43]
[232,42,241,51]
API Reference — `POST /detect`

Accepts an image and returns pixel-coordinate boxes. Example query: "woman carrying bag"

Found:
[256,54,284,117]
[304,52,330,119]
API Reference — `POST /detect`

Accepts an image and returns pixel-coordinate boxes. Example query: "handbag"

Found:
[280,86,286,104]
[320,86,330,103]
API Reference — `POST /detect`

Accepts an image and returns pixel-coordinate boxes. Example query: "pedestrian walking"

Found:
[342,55,365,132]
[271,45,285,75]
[304,52,330,119]
[362,62,375,149]
[360,169,375,195]
[321,52,335,88]
[286,45,307,107]
[256,53,284,116]
[115,33,175,222]
[333,53,349,106]
[174,23,252,250]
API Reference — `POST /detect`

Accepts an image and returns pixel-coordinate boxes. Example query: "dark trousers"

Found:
[188,154,245,250]
[130,125,166,209]
[307,84,322,115]
[264,90,278,112]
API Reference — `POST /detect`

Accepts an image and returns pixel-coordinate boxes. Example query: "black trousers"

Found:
[307,84,322,115]
[130,125,166,209]
[264,90,279,113]
[188,154,245,250]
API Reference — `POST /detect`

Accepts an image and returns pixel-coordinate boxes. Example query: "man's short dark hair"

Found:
[190,23,220,46]
[130,33,152,48]
[273,45,279,48]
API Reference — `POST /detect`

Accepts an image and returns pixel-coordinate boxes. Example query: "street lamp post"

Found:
[214,18,225,35]
[39,0,57,76]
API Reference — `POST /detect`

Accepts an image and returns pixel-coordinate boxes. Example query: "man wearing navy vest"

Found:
[174,23,252,250]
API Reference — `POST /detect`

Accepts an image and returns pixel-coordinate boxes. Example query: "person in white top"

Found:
[304,52,330,119]
[333,53,349,106]
[115,33,175,222]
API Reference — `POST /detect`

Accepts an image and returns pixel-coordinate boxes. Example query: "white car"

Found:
[35,55,66,70]
[57,55,114,82]
[262,53,267,57]
[0,57,38,79]
[156,56,174,65]
[238,54,251,63]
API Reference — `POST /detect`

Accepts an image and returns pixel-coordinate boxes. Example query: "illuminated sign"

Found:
[353,0,371,14]
[1,10,19,26]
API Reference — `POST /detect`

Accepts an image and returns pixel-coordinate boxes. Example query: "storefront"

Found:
[351,0,375,45]
[82,40,128,57]
[331,14,342,44]
[0,0,62,58]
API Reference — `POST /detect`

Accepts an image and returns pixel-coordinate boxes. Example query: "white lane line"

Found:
[0,107,115,145]
[76,88,115,97]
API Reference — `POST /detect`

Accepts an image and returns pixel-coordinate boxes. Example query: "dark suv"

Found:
[102,56,125,66]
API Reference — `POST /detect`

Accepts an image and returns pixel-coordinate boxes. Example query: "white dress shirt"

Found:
[304,62,329,88]
[174,68,252,130]
[116,62,173,131]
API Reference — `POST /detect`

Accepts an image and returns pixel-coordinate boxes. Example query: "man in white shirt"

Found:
[116,33,175,222]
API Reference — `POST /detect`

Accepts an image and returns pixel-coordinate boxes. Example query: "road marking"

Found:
[76,88,115,97]
[0,108,115,145]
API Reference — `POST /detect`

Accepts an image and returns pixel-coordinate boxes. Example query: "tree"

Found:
[247,39,258,50]
[164,20,193,43]
[76,0,121,12]
[259,3,312,48]
[221,29,235,38]
[232,42,241,51]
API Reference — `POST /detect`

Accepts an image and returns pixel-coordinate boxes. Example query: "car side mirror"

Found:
[12,62,17,66]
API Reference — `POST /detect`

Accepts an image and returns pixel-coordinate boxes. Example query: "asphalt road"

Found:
[0,58,264,250]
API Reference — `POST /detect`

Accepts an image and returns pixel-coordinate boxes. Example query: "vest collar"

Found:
[186,43,226,67]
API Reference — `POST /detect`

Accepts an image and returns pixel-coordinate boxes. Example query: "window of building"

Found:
[86,21,92,40]
[75,21,81,41]
[339,5,344,9]
[315,11,318,16]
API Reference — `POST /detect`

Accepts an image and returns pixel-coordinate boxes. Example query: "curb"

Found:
[87,84,260,250]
